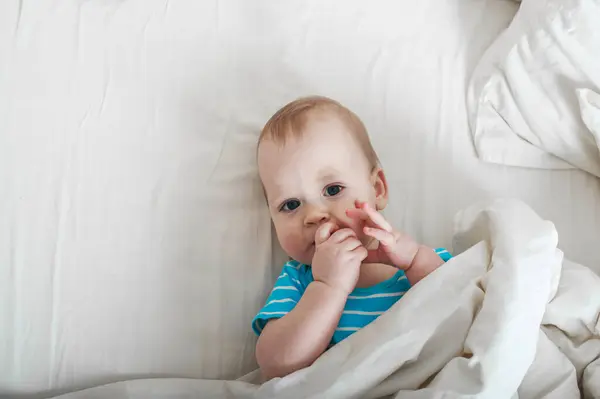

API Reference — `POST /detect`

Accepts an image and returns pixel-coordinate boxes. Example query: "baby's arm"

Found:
[255,281,346,380]
[404,245,445,285]
[256,223,365,380]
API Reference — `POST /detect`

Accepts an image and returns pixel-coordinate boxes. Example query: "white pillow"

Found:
[467,0,600,176]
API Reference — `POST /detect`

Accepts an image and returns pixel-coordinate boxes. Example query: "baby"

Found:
[252,96,452,379]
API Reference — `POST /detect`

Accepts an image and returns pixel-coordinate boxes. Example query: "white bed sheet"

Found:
[1,0,599,397]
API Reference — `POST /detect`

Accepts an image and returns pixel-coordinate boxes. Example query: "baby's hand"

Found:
[311,222,367,295]
[346,201,420,270]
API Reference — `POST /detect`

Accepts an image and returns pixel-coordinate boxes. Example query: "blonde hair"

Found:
[258,96,380,169]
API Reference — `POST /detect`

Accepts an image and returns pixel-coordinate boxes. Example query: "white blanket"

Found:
[53,199,600,399]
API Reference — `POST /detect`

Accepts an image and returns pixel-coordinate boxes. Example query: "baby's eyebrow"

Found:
[319,171,340,182]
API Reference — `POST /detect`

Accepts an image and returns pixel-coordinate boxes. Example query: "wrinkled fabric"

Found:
[468,0,600,176]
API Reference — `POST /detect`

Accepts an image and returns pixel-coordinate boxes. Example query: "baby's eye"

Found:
[280,199,301,212]
[324,184,344,197]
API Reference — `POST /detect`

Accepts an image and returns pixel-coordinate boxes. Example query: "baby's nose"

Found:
[304,207,331,227]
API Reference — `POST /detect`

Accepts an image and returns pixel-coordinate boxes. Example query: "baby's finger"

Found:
[362,203,393,232]
[340,236,362,252]
[348,199,370,219]
[329,228,356,243]
[363,227,395,247]
[315,222,338,245]
[345,207,369,221]
[352,245,368,261]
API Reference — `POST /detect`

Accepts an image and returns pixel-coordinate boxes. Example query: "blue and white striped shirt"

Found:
[252,248,452,345]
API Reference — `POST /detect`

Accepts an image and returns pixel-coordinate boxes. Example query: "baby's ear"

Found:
[371,167,389,211]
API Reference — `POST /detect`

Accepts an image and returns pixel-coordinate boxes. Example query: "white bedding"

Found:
[467,0,600,175]
[1,0,600,397]
[51,199,600,398]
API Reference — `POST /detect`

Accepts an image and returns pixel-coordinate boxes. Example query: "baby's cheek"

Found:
[278,231,304,259]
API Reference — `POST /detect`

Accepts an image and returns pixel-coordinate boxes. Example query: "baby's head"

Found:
[257,96,389,265]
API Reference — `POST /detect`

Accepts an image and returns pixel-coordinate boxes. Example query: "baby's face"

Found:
[258,113,386,265]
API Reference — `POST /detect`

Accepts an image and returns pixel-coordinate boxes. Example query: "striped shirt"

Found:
[252,248,452,345]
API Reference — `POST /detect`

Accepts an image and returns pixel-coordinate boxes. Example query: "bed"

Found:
[1,0,599,398]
